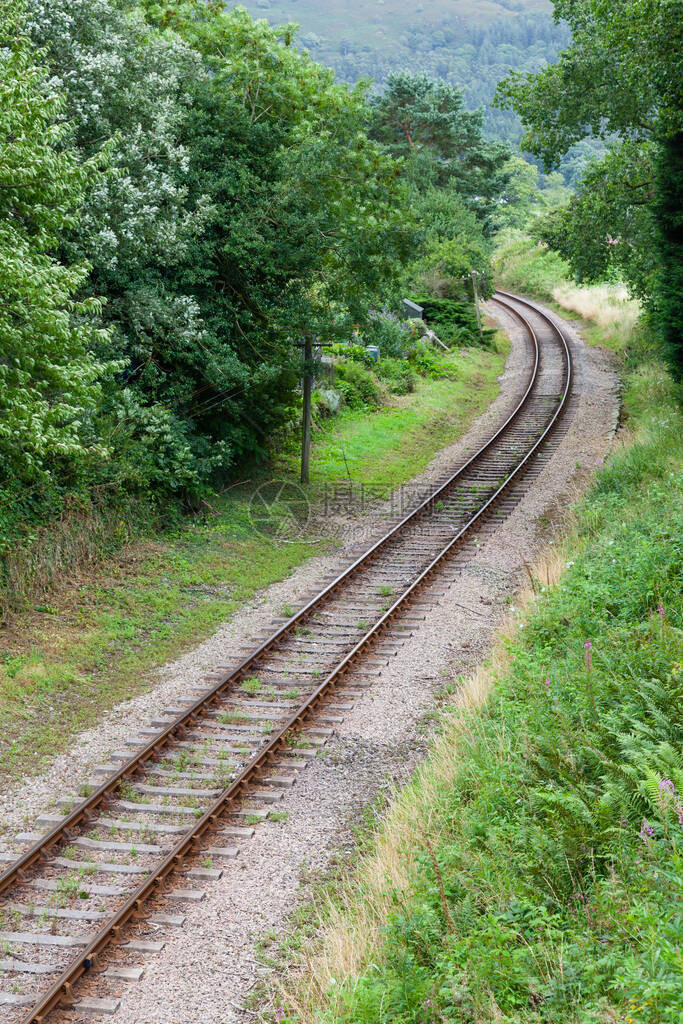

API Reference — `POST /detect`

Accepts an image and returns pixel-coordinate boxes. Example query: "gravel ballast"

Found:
[0,301,620,1023]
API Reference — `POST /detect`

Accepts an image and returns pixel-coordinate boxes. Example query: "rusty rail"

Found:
[6,292,571,1023]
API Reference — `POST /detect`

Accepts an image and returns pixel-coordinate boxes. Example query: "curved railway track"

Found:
[0,292,572,1022]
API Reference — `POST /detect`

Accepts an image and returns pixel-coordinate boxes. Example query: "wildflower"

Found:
[566,560,575,568]
[584,640,593,672]
[658,778,683,826]
[639,819,655,842]
[657,603,665,616]
[275,1010,285,1023]
[544,678,550,687]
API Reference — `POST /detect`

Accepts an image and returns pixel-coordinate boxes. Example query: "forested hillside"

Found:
[229,0,598,181]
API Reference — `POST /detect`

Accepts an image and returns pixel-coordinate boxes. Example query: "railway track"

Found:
[0,292,572,1023]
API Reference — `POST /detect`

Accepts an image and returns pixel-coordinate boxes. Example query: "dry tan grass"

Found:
[0,494,151,622]
[551,282,640,333]
[280,543,570,1023]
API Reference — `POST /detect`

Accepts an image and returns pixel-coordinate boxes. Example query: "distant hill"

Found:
[236,0,553,47]
[229,0,587,173]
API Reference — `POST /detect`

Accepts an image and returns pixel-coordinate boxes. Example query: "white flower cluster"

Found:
[27,0,208,290]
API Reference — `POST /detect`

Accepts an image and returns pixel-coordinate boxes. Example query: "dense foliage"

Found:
[369,73,509,225]
[497,0,683,378]
[22,0,415,496]
[410,297,493,348]
[364,74,506,307]
[0,1,111,520]
[1,0,515,558]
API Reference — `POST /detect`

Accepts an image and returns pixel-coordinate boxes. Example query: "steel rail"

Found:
[0,296,539,899]
[13,293,571,1023]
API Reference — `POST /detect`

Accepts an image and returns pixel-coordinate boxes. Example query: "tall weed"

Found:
[0,492,160,619]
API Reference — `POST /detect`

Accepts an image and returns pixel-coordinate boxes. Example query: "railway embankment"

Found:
[270,269,682,1024]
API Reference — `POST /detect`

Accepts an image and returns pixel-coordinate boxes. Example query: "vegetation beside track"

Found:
[271,277,683,1023]
[495,230,643,360]
[0,342,506,784]
[279,342,507,499]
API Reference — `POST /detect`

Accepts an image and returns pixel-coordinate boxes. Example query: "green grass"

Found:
[0,513,325,781]
[333,446,681,1019]
[277,311,683,1023]
[0,343,506,783]
[279,345,507,498]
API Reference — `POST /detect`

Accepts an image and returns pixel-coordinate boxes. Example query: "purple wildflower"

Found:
[639,819,655,842]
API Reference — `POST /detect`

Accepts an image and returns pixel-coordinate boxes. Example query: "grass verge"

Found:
[278,342,508,497]
[495,229,643,359]
[271,284,683,1023]
[0,342,507,785]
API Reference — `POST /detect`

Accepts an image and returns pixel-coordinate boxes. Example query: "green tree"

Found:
[369,72,510,227]
[161,6,413,464]
[28,0,414,479]
[0,2,110,489]
[537,140,658,302]
[497,0,683,377]
[653,133,683,379]
[26,0,219,488]
[496,156,571,230]
[407,188,493,298]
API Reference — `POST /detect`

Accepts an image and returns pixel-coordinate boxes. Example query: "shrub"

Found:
[333,361,381,409]
[312,388,344,419]
[374,357,416,395]
[328,343,374,366]
[363,308,417,357]
[407,340,452,378]
[410,296,494,348]
[330,340,449,384]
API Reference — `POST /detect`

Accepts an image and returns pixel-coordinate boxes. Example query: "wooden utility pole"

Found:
[471,270,483,342]
[301,334,313,485]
